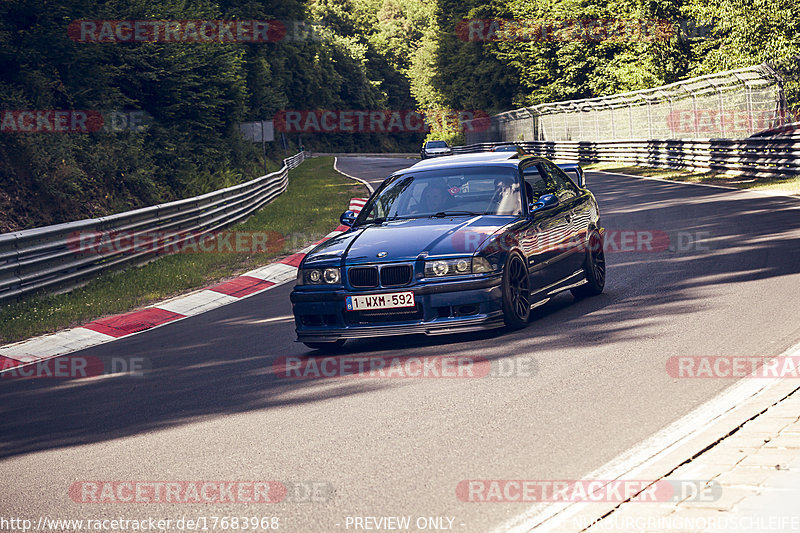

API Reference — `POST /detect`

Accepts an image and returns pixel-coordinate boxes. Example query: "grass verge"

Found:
[0,157,366,344]
[584,162,800,196]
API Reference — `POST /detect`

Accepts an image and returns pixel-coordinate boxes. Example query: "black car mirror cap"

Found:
[529,194,559,215]
[340,210,357,227]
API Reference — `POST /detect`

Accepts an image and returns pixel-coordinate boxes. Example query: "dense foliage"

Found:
[0,0,423,229]
[1,0,797,229]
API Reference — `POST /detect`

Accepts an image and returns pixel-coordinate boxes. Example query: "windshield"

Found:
[355,166,522,224]
[426,141,448,148]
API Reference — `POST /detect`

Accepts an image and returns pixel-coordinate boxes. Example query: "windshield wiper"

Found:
[355,216,400,227]
[430,211,482,218]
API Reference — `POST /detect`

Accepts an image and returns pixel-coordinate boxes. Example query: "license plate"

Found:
[346,292,415,311]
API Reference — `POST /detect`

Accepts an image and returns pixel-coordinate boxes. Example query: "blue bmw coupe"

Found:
[290,152,605,350]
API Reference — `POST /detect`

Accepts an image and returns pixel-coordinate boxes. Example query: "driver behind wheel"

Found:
[419,183,450,213]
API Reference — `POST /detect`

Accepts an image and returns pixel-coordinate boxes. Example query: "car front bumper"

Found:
[290,275,504,342]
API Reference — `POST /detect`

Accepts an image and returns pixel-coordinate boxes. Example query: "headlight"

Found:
[432,261,449,276]
[424,258,483,277]
[300,268,341,284]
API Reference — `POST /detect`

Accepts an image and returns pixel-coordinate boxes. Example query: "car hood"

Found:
[425,147,451,153]
[303,215,518,265]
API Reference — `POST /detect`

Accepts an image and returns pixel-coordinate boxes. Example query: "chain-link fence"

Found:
[466,62,788,143]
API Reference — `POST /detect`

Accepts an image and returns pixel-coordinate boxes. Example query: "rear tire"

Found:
[303,339,346,352]
[501,252,531,329]
[571,230,606,299]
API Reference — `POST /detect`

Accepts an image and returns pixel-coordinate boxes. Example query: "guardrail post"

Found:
[610,105,616,139]
[628,105,634,139]
[0,232,21,303]
[717,84,725,138]
[594,111,599,140]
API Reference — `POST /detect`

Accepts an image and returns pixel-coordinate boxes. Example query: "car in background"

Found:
[420,140,453,159]
[492,143,528,155]
[290,152,605,350]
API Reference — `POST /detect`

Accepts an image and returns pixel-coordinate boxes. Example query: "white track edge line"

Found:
[334,156,375,194]
[491,340,800,533]
[0,155,362,368]
[0,274,299,375]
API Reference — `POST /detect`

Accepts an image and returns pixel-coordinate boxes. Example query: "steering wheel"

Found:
[489,187,502,206]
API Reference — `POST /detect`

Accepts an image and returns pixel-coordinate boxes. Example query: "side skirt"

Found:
[529,270,587,303]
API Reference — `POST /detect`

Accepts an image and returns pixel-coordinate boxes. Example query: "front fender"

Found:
[473,222,527,272]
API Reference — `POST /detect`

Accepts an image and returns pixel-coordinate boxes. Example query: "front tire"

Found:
[303,339,346,352]
[571,230,606,298]
[502,252,531,329]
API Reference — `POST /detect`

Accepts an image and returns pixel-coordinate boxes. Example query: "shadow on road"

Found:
[1,171,799,460]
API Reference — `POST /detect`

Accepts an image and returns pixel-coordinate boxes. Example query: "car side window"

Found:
[541,162,579,201]
[562,168,582,188]
[522,165,556,205]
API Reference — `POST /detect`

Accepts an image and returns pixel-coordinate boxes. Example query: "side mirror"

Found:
[577,168,585,188]
[340,210,356,227]
[530,194,559,215]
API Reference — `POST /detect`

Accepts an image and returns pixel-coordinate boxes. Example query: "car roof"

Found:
[396,152,576,177]
[407,152,525,172]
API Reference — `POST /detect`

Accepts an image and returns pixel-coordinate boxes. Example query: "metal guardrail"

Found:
[453,136,800,178]
[0,152,307,305]
[310,152,419,158]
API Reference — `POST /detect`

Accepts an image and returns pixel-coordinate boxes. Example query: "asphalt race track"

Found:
[2,156,800,532]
